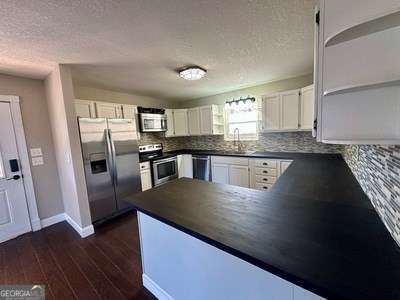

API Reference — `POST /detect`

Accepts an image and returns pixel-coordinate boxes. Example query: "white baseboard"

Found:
[142,274,174,300]
[40,213,94,238]
[64,214,94,238]
[40,213,66,228]
[31,218,42,231]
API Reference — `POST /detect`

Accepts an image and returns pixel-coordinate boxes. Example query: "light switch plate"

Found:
[32,156,44,166]
[30,148,42,157]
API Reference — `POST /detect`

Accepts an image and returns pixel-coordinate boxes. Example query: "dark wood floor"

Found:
[0,211,155,300]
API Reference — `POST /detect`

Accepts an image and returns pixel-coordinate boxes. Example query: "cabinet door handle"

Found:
[263,178,268,181]
[262,162,268,166]
[263,170,268,174]
[263,186,268,189]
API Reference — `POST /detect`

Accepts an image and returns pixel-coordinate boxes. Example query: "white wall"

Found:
[0,74,63,219]
[45,65,92,228]
[74,84,179,108]
[180,74,313,108]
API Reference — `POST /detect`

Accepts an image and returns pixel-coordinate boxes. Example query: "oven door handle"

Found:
[153,157,177,165]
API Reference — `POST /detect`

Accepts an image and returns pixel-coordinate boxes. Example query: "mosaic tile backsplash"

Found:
[140,131,343,153]
[343,145,400,247]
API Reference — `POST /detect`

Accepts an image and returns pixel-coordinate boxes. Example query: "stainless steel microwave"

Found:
[139,113,167,132]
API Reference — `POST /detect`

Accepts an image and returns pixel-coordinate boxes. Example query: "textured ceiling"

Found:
[0,0,315,100]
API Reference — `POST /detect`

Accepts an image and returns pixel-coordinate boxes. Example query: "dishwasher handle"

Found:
[192,156,210,160]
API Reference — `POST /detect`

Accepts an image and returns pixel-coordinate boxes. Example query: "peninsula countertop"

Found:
[128,153,400,300]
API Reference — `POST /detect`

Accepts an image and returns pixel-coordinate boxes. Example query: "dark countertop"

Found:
[129,153,400,299]
[139,148,340,162]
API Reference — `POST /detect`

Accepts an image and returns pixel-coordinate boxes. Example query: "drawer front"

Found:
[255,182,274,191]
[211,156,249,166]
[254,159,277,169]
[255,175,277,184]
[255,167,277,176]
[140,161,150,170]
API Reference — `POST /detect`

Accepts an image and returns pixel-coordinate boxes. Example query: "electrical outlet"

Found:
[30,148,42,157]
[32,156,44,166]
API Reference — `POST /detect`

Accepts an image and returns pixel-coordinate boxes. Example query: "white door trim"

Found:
[0,95,41,231]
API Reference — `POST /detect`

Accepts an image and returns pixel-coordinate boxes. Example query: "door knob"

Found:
[7,175,21,181]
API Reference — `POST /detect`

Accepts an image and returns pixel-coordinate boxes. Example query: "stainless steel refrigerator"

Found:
[78,118,141,223]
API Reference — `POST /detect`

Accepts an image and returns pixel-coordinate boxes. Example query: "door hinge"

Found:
[315,11,320,25]
[313,119,318,130]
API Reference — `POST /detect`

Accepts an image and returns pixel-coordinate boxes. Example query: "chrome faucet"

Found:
[233,128,242,152]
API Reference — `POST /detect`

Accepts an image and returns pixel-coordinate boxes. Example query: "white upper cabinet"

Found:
[74,99,96,118]
[200,106,213,135]
[323,0,400,46]
[315,0,400,144]
[300,85,314,130]
[173,109,189,136]
[263,94,281,131]
[95,102,123,119]
[121,104,137,119]
[262,89,301,132]
[188,108,201,135]
[165,109,175,137]
[199,105,224,135]
[165,105,223,137]
[280,89,300,130]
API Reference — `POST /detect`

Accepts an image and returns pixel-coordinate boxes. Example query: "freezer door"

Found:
[78,118,117,222]
[107,119,141,210]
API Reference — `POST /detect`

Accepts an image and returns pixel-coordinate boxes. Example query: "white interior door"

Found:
[0,102,31,243]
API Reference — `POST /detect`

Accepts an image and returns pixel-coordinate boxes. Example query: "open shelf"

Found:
[324,79,400,96]
[325,9,400,47]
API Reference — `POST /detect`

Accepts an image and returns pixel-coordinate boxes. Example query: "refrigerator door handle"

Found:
[105,129,115,184]
[108,129,118,186]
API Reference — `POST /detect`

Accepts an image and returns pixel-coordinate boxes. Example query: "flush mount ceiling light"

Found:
[178,66,207,80]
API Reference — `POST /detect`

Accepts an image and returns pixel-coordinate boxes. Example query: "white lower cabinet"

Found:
[211,163,230,184]
[140,162,152,191]
[211,156,294,190]
[177,154,193,178]
[279,160,293,176]
[211,157,249,188]
[229,165,249,188]
[250,158,293,191]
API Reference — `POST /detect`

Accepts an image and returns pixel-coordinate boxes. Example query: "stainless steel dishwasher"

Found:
[192,155,211,181]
